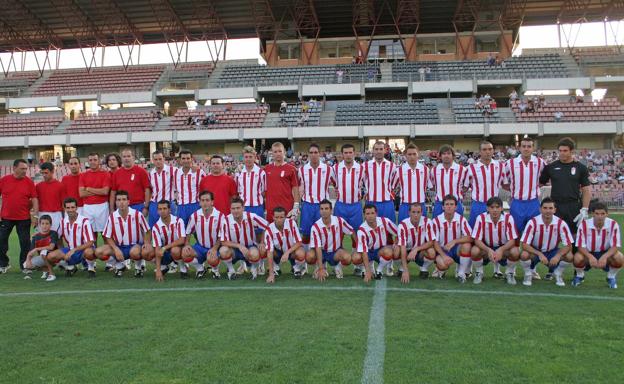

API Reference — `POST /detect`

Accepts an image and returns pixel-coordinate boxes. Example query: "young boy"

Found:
[23,215,59,281]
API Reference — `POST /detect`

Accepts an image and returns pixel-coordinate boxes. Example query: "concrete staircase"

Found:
[263,112,281,127]
[379,62,393,82]
[154,116,173,130]
[560,54,583,77]
[52,119,72,135]
[319,110,336,126]
[436,105,455,124]
[496,107,516,122]
[21,71,53,97]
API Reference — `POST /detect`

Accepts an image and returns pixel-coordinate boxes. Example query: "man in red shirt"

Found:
[79,153,111,235]
[0,158,39,273]
[61,156,84,215]
[36,162,64,234]
[199,155,238,215]
[110,149,150,216]
[265,142,300,223]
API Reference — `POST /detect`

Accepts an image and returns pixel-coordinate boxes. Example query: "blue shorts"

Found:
[192,243,217,264]
[245,205,265,234]
[160,250,173,265]
[177,202,200,226]
[272,249,296,266]
[398,202,427,223]
[366,200,395,222]
[367,248,381,263]
[231,247,258,264]
[60,247,86,266]
[130,203,145,212]
[530,248,559,269]
[300,202,321,237]
[334,201,363,231]
[481,245,508,266]
[443,244,461,263]
[510,199,540,233]
[584,251,611,272]
[468,201,488,228]
[432,200,464,218]
[118,244,139,260]
[323,250,342,266]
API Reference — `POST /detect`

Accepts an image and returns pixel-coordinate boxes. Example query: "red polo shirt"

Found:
[111,165,150,205]
[0,174,37,220]
[36,179,64,212]
[79,170,111,205]
[199,174,238,214]
[264,163,298,222]
[61,173,84,207]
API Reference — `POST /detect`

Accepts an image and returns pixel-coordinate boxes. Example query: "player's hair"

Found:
[199,190,214,200]
[106,153,121,166]
[87,152,100,158]
[309,143,320,151]
[273,206,286,215]
[13,159,27,167]
[373,140,385,148]
[39,215,52,224]
[63,197,78,207]
[480,140,494,150]
[179,149,193,157]
[115,190,129,199]
[271,142,285,150]
[152,150,164,158]
[363,203,377,213]
[157,199,171,208]
[442,194,457,205]
[540,197,556,207]
[320,199,333,209]
[439,145,455,157]
[404,143,419,153]
[243,145,256,154]
[557,137,575,151]
[409,202,423,211]
[68,156,80,163]
[40,162,54,172]
[341,143,355,152]
[230,196,244,206]
[520,136,534,145]
[120,148,134,156]
[589,200,608,213]
[210,155,224,163]
[486,196,503,207]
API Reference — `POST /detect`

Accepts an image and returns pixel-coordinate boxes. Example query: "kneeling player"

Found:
[520,198,573,287]
[470,197,520,285]
[23,215,59,281]
[182,191,224,279]
[355,204,398,281]
[397,203,436,284]
[431,195,473,282]
[220,197,269,280]
[46,198,95,279]
[265,207,306,283]
[150,200,186,281]
[94,191,152,278]
[573,201,623,289]
[308,199,355,281]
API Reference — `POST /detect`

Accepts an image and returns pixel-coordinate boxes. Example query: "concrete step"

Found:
[52,119,72,135]
[21,71,53,97]
[319,110,336,126]
[154,116,173,130]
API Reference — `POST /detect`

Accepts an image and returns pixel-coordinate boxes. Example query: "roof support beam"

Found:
[292,0,321,65]
[148,0,190,67]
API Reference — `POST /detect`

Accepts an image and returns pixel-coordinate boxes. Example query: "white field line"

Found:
[361,279,387,384]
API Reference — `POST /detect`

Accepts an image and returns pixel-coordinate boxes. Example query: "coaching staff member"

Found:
[539,137,591,236]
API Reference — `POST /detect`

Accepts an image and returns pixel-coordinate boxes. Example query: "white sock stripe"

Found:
[361,279,386,384]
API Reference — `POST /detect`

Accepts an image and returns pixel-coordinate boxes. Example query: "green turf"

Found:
[0,215,623,383]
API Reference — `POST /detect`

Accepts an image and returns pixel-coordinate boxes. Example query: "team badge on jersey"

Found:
[571,167,576,175]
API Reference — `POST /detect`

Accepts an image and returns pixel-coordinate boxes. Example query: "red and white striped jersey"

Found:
[298,162,335,203]
[310,215,354,252]
[221,212,269,247]
[264,218,302,252]
[363,159,398,202]
[397,216,434,249]
[60,214,94,249]
[173,167,206,205]
[356,217,398,253]
[464,160,505,203]
[576,217,621,252]
[102,208,149,246]
[503,155,545,201]
[521,214,573,252]
[431,213,472,247]
[151,215,185,248]
[186,208,224,249]
[397,162,431,204]
[235,164,266,207]
[333,161,364,204]
[471,212,518,248]
[430,163,467,202]
[149,165,175,203]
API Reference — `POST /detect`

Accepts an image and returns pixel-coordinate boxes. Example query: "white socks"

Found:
[554,261,570,276]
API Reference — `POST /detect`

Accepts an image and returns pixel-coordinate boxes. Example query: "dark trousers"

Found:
[0,219,31,269]
[554,200,581,254]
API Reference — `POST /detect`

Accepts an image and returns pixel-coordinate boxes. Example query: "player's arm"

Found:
[166,235,186,251]
[399,245,410,284]
[315,245,325,282]
[104,236,123,260]
[433,240,448,256]
[69,239,94,253]
[108,191,117,212]
[30,198,39,226]
[577,245,599,268]
[79,187,94,197]
[538,164,550,186]
[474,238,494,255]
[154,245,165,281]
[521,241,546,263]
[143,188,151,215]
[580,185,591,210]
[413,240,434,254]
[499,239,516,253]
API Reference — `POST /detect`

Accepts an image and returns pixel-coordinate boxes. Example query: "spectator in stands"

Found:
[279,101,287,115]
[554,111,564,122]
[518,99,528,113]
[527,99,535,113]
[576,95,584,103]
[418,67,425,81]
[425,66,431,80]
[367,67,376,82]
[509,89,518,103]
[487,53,495,66]
[336,69,344,84]
[203,111,217,125]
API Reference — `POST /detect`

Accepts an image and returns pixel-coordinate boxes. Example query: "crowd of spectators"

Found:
[474,93,497,117]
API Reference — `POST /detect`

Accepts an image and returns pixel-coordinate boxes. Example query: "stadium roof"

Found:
[1,0,622,53]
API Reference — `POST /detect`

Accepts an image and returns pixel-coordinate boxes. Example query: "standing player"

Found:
[36,162,64,233]
[265,206,306,283]
[470,197,520,285]
[309,199,355,281]
[519,198,574,287]
[235,145,266,220]
[464,141,505,277]
[397,203,436,283]
[182,191,224,279]
[431,195,473,282]
[298,143,334,249]
[333,143,364,231]
[396,143,431,222]
[174,150,206,225]
[110,149,150,214]
[355,204,398,281]
[79,153,111,239]
[150,200,186,282]
[430,145,467,218]
[219,197,269,280]
[46,198,95,278]
[148,150,175,227]
[573,201,622,288]
[94,191,152,278]
[199,155,238,215]
[61,157,84,215]
[363,141,398,222]
[264,142,300,223]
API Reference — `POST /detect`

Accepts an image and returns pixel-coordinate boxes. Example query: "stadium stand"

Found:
[0,71,40,97]
[511,97,624,122]
[334,101,439,125]
[157,62,214,90]
[32,65,165,96]
[0,112,63,136]
[279,102,321,127]
[452,101,500,124]
[171,104,268,129]
[66,109,160,134]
